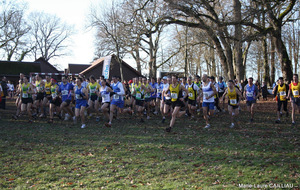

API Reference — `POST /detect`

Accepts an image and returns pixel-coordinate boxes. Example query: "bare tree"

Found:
[29,12,74,61]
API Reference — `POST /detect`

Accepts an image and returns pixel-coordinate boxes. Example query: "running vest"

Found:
[170,83,180,102]
[88,82,100,96]
[21,83,31,98]
[181,83,187,97]
[75,86,84,100]
[202,82,214,103]
[156,82,163,98]
[195,82,201,88]
[100,86,110,103]
[135,83,144,100]
[187,83,197,101]
[51,84,58,99]
[35,80,44,93]
[291,82,300,98]
[227,87,238,106]
[218,82,226,92]
[59,83,72,101]
[45,81,51,95]
[277,84,287,101]
[144,84,151,99]
[130,83,136,97]
[163,83,170,100]
[112,82,123,101]
[245,84,256,101]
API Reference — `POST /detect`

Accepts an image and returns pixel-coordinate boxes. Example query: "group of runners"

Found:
[4,72,300,131]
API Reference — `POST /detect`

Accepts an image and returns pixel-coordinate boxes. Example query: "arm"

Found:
[221,88,228,102]
[236,87,242,105]
[180,85,188,100]
[207,83,217,100]
[273,85,278,98]
[116,83,125,96]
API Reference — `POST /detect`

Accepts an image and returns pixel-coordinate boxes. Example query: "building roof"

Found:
[0,57,59,75]
[80,54,140,76]
[67,64,91,74]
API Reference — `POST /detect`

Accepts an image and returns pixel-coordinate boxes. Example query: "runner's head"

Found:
[194,75,200,83]
[187,76,193,85]
[89,75,96,83]
[151,77,155,84]
[171,75,178,84]
[202,74,208,82]
[76,77,83,86]
[228,80,234,88]
[112,76,118,83]
[162,76,167,84]
[50,78,56,85]
[46,75,50,82]
[167,77,171,84]
[293,74,298,82]
[101,79,106,86]
[219,76,223,82]
[23,76,29,83]
[61,76,68,84]
[278,77,284,85]
[210,76,215,82]
[248,77,253,85]
[142,77,147,84]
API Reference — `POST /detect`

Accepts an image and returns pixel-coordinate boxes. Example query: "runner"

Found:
[201,74,217,128]
[210,76,222,113]
[58,75,74,121]
[273,77,289,123]
[105,76,125,127]
[143,78,154,120]
[186,76,200,119]
[87,75,101,121]
[221,80,242,128]
[99,79,113,121]
[244,77,259,123]
[48,79,62,123]
[161,76,171,123]
[42,75,52,117]
[218,76,227,111]
[155,77,163,115]
[149,77,157,115]
[20,76,34,123]
[133,78,147,122]
[287,74,300,125]
[13,73,24,119]
[164,75,188,132]
[34,74,45,117]
[73,77,88,128]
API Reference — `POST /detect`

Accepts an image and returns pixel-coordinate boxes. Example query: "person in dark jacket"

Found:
[0,76,8,109]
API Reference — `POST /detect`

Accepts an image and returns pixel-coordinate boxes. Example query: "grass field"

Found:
[0,99,299,189]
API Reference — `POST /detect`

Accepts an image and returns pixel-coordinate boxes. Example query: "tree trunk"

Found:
[270,36,276,85]
[233,0,244,81]
[210,45,216,76]
[262,37,270,85]
[272,28,293,82]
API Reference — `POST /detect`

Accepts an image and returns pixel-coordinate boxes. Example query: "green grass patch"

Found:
[0,102,299,189]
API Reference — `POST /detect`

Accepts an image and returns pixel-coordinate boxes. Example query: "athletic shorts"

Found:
[228,104,239,109]
[202,102,214,110]
[90,95,98,101]
[45,94,52,100]
[111,100,124,108]
[62,99,71,107]
[22,98,33,104]
[36,93,44,101]
[144,98,151,102]
[171,100,185,109]
[292,97,300,106]
[277,100,287,111]
[165,99,172,106]
[188,99,197,106]
[246,99,256,106]
[75,100,88,109]
[50,97,62,106]
[136,99,144,107]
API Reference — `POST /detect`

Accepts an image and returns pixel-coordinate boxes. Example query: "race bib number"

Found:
[62,90,68,96]
[293,90,299,96]
[145,93,151,98]
[136,93,141,99]
[22,93,28,98]
[246,92,253,97]
[230,99,237,105]
[189,93,193,98]
[101,92,108,98]
[203,92,209,98]
[182,91,186,96]
[279,91,286,96]
[51,93,57,99]
[113,94,120,100]
[90,89,96,93]
[75,94,82,100]
[171,93,178,99]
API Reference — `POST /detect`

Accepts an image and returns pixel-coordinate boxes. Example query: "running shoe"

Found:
[81,124,86,129]
[165,127,172,132]
[204,124,210,129]
[105,123,112,128]
[230,123,234,128]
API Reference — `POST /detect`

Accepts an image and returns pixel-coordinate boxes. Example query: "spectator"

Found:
[7,80,15,99]
[0,76,8,109]
[261,81,268,101]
